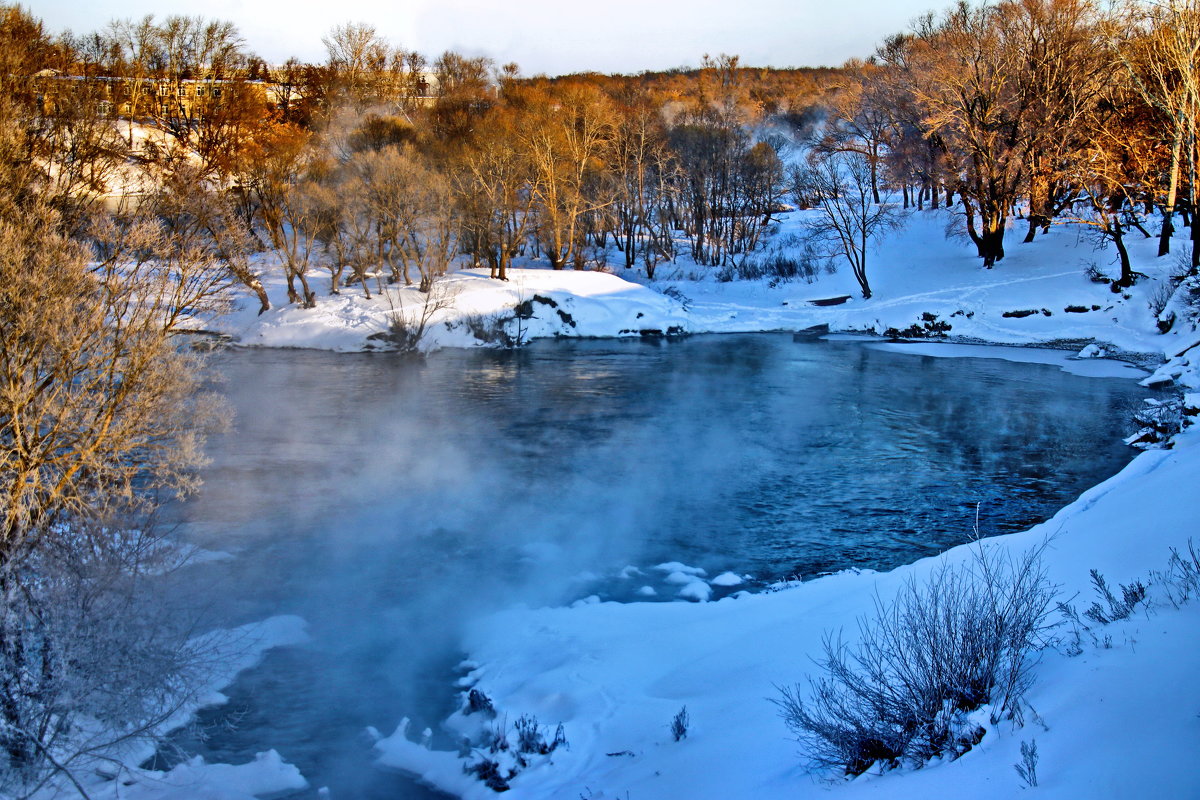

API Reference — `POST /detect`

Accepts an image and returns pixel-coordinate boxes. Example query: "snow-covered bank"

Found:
[214,267,689,352]
[209,211,1183,364]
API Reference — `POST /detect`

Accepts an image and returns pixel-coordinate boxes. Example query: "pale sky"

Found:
[28,0,942,75]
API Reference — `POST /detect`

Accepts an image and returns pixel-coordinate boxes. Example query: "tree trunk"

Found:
[1192,204,1200,273]
[298,272,316,308]
[1159,125,1183,257]
[961,197,986,258]
[1128,215,1153,239]
[857,229,872,299]
[249,280,271,314]
[869,146,880,205]
[981,221,1006,268]
[1110,215,1133,288]
[1024,168,1042,244]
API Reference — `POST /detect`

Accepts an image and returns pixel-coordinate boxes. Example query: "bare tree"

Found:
[322,21,405,109]
[796,149,904,300]
[105,14,159,146]
[152,164,272,314]
[454,104,538,281]
[817,64,894,204]
[152,16,249,147]
[246,121,320,306]
[610,94,679,278]
[524,84,616,270]
[900,1,1038,267]
[1112,0,1200,265]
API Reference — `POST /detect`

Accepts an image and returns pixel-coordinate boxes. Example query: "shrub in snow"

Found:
[1126,397,1184,449]
[485,720,510,753]
[670,706,690,742]
[773,545,1054,776]
[884,312,951,339]
[659,285,692,311]
[1154,540,1200,608]
[1082,261,1112,284]
[722,234,827,285]
[458,312,526,349]
[1082,569,1146,625]
[464,757,510,792]
[1014,739,1039,788]
[461,713,567,791]
[513,714,567,756]
[1054,601,1091,656]
[465,688,497,718]
[1148,281,1175,319]
[373,282,457,353]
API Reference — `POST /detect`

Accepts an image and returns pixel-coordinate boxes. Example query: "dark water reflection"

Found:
[163,334,1146,798]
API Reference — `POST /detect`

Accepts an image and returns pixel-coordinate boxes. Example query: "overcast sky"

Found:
[28,0,942,75]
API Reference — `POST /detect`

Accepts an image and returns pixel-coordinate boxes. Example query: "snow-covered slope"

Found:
[209,210,1189,361]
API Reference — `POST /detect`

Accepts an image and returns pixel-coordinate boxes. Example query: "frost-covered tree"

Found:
[0,62,228,786]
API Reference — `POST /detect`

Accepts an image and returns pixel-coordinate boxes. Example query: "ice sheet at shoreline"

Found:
[863,340,1150,379]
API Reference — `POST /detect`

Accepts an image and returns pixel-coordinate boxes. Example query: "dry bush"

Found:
[774,545,1055,775]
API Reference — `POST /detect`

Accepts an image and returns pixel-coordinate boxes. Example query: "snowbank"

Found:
[92,750,308,800]
[208,211,1183,363]
[214,267,689,352]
